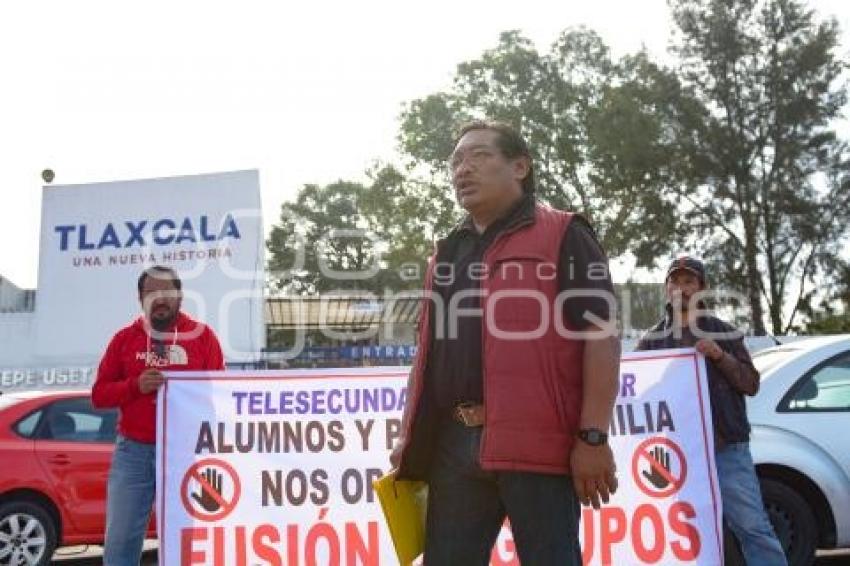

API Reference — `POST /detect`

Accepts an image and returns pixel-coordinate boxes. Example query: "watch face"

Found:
[581,429,607,445]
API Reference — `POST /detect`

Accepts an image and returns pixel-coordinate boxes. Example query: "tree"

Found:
[803,311,850,334]
[398,29,688,264]
[668,0,850,334]
[269,2,850,335]
[266,166,458,295]
[358,163,459,291]
[266,180,381,295]
[399,5,850,335]
[800,259,850,333]
[616,282,667,335]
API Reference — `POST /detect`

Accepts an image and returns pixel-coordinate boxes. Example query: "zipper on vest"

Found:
[477,213,534,465]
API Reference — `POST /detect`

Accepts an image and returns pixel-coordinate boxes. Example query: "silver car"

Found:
[747,334,850,566]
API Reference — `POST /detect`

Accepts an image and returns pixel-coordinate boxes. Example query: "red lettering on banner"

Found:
[178,521,381,565]
[253,525,282,566]
[235,526,247,566]
[580,502,701,564]
[582,508,595,565]
[287,524,300,565]
[669,502,701,560]
[599,506,628,565]
[345,521,379,566]
[304,519,340,566]
[632,504,665,563]
[181,528,207,565]
[214,527,226,566]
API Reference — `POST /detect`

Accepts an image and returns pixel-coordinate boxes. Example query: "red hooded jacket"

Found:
[91,311,224,443]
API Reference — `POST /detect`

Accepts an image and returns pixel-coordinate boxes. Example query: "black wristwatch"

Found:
[578,428,609,446]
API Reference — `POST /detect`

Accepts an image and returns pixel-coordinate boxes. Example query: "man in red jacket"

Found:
[92,265,224,566]
[391,121,620,565]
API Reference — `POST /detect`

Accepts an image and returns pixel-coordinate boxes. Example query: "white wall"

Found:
[0,276,31,312]
[0,312,36,365]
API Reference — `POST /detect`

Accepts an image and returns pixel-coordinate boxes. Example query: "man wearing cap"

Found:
[635,257,787,566]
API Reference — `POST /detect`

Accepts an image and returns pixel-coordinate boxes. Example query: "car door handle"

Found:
[48,455,70,465]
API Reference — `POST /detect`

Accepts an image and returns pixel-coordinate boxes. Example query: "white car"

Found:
[748,334,850,566]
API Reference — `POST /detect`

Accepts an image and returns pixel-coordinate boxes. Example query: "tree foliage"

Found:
[668,0,850,334]
[399,29,687,264]
[268,1,850,335]
[398,2,850,334]
[266,166,458,295]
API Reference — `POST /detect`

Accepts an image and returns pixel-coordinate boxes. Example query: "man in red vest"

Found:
[391,120,621,564]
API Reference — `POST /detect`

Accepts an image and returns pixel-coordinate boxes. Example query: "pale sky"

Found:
[2,0,848,289]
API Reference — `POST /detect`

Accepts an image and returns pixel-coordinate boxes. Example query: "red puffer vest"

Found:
[400,203,585,474]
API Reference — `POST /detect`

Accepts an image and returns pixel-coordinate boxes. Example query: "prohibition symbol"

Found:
[180,458,241,521]
[631,436,687,498]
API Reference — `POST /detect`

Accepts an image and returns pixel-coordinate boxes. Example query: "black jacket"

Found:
[636,308,760,445]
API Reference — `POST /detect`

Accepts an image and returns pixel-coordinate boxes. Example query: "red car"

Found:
[0,390,155,565]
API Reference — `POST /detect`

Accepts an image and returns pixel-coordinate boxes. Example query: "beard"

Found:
[149,309,176,332]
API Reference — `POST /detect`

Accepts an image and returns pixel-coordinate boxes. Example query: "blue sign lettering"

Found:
[53,215,241,251]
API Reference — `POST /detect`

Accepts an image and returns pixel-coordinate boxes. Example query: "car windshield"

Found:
[752,347,800,375]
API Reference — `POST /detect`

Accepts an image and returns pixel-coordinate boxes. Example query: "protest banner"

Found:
[157,349,721,565]
[578,348,722,566]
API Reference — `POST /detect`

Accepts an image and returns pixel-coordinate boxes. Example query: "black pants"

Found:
[424,418,583,565]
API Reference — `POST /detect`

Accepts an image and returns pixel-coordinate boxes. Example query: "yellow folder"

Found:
[373,470,428,565]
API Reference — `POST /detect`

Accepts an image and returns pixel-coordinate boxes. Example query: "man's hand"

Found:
[138,369,165,394]
[695,339,724,361]
[570,441,618,509]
